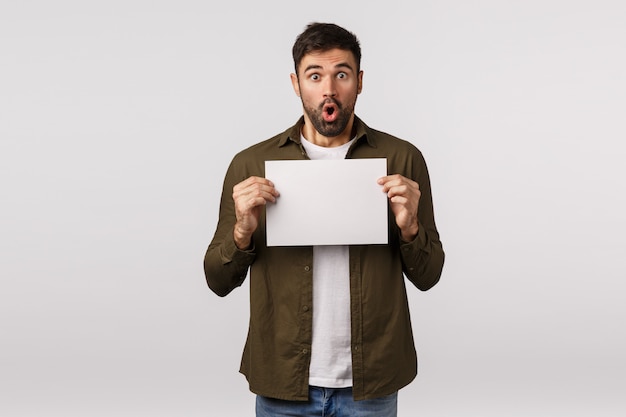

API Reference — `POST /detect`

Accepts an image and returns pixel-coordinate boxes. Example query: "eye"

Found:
[310,74,320,81]
[337,72,347,79]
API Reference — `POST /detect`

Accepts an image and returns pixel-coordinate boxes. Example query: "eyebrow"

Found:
[303,62,355,74]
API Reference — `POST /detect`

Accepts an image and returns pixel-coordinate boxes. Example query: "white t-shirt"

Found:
[300,134,355,388]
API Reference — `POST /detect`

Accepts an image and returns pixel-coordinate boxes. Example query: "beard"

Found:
[302,97,356,138]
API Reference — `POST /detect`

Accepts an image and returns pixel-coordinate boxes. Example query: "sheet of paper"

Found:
[265,158,388,246]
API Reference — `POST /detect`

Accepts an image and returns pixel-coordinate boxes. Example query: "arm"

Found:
[378,159,444,291]
[203,160,279,297]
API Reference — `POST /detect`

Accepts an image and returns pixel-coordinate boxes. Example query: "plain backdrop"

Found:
[1,1,625,416]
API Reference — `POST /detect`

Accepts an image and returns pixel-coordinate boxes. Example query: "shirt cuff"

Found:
[399,221,430,254]
[220,229,256,266]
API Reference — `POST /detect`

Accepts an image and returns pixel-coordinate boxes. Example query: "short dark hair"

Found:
[292,22,361,76]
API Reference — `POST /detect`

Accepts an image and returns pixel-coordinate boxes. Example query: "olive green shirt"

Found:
[204,116,444,401]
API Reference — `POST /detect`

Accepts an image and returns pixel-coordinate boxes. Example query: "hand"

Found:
[378,174,420,242]
[232,176,280,249]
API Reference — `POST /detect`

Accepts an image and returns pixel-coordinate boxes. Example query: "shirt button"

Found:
[304,265,310,272]
[303,305,309,312]
[302,348,308,354]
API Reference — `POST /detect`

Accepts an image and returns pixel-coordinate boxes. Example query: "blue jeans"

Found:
[256,386,397,417]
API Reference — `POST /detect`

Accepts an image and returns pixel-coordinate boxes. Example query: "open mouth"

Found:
[322,102,338,122]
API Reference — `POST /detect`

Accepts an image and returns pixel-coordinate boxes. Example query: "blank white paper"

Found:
[265,158,388,246]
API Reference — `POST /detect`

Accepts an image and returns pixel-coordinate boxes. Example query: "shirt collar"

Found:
[278,115,376,148]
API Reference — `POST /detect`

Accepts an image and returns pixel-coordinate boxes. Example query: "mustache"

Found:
[320,98,341,109]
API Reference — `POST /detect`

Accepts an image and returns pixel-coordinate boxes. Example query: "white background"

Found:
[1,1,625,416]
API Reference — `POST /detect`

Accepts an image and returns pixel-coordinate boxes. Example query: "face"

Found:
[291,48,363,140]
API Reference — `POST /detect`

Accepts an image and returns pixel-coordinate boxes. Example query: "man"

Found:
[204,22,444,417]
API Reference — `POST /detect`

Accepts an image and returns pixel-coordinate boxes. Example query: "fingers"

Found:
[377,174,421,216]
[232,177,279,248]
[233,176,280,206]
[378,175,421,241]
[377,174,420,198]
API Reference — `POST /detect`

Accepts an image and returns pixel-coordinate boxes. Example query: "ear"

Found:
[357,70,364,94]
[290,73,301,97]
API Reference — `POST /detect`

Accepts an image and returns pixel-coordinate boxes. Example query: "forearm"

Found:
[204,227,255,297]
[401,222,445,291]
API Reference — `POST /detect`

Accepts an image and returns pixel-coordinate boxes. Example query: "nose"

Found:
[323,77,337,98]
